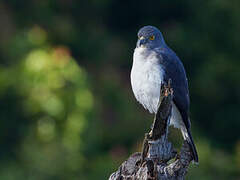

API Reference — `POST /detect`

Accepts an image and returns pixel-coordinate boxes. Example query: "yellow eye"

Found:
[149,35,155,40]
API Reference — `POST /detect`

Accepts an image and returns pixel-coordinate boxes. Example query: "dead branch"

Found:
[109,82,194,180]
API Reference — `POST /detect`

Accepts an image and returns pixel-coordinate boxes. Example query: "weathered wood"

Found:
[109,82,194,180]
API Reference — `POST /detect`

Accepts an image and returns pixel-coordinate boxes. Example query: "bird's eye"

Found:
[149,35,155,40]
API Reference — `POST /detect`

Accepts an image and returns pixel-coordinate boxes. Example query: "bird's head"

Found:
[136,26,166,49]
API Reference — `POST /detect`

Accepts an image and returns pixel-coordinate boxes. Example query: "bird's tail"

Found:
[181,127,199,163]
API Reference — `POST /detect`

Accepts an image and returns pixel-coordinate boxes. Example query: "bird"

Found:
[130,25,198,163]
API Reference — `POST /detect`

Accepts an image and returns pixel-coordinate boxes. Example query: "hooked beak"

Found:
[137,37,147,48]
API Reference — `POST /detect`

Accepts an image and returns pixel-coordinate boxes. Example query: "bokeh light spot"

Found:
[75,90,93,110]
[25,49,49,72]
[37,117,56,142]
[42,95,64,117]
[28,26,47,45]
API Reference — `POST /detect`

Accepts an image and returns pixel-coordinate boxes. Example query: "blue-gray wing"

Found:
[156,48,191,128]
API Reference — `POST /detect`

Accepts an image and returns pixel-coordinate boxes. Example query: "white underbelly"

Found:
[170,103,185,129]
[131,47,184,130]
[131,62,163,113]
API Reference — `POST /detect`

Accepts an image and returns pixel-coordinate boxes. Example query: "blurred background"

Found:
[0,0,240,179]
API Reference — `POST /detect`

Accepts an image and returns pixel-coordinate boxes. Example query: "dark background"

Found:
[0,0,239,179]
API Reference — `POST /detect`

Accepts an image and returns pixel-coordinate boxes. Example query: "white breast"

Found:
[130,47,164,114]
[130,47,185,130]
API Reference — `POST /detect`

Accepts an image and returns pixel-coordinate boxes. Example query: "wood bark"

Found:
[109,83,194,180]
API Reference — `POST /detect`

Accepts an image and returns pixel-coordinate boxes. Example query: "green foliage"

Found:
[0,0,240,179]
[0,30,93,179]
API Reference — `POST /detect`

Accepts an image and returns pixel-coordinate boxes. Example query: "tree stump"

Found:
[109,82,194,180]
